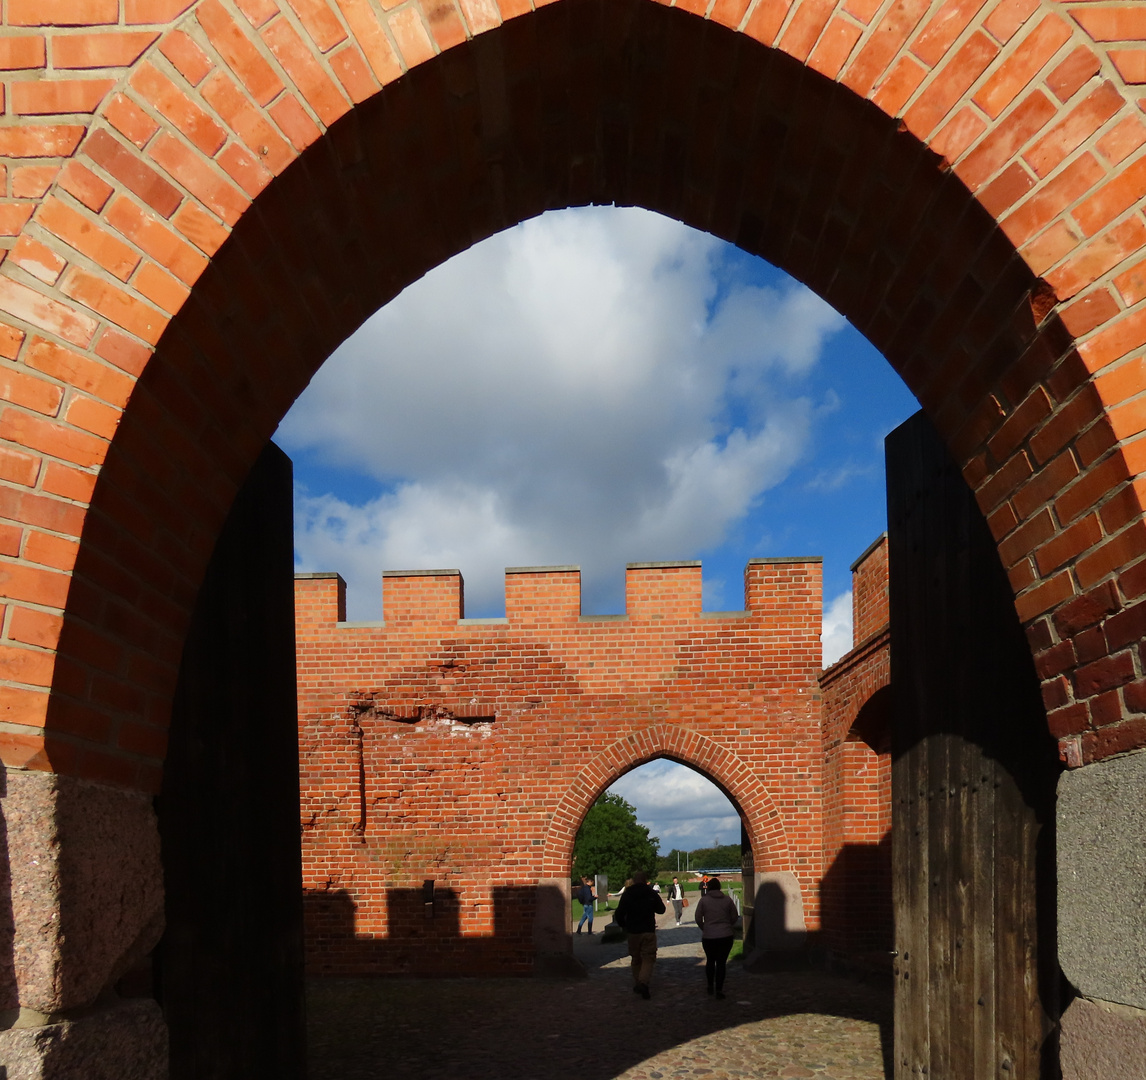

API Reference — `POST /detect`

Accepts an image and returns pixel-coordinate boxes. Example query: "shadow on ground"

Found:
[307,921,892,1079]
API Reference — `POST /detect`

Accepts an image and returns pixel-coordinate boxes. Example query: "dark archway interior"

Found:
[46,0,1054,780]
[850,684,893,755]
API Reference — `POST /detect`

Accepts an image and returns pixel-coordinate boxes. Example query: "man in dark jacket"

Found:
[613,870,666,999]
[575,875,596,934]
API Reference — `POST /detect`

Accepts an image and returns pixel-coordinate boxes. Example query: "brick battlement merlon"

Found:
[849,535,887,574]
[382,568,462,577]
[747,557,824,565]
[849,535,889,646]
[294,558,823,628]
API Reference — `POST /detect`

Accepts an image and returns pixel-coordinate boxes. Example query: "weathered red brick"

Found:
[10,78,115,115]
[38,195,141,282]
[52,30,157,68]
[129,61,227,156]
[0,275,97,348]
[196,0,284,106]
[158,29,214,85]
[85,128,183,218]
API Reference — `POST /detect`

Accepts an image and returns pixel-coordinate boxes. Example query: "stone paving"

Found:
[307,912,892,1079]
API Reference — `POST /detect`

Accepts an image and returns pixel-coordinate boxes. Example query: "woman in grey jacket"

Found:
[693,877,739,998]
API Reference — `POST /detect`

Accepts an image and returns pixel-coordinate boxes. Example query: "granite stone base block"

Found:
[1,769,164,1015]
[1058,750,1146,1010]
[1060,996,1146,1080]
[0,998,167,1080]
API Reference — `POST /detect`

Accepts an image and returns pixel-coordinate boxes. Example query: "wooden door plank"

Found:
[927,732,953,1076]
[887,413,1059,1080]
[949,732,977,1073]
[972,753,997,1079]
[893,737,929,1077]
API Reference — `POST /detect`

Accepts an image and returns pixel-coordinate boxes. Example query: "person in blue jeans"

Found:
[575,876,596,934]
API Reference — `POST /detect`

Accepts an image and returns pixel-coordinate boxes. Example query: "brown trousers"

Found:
[627,932,658,987]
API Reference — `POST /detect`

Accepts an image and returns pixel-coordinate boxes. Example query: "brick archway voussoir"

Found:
[540,723,792,879]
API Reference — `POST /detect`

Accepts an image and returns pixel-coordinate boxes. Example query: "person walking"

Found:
[669,877,684,926]
[693,876,739,999]
[613,870,665,999]
[575,875,596,934]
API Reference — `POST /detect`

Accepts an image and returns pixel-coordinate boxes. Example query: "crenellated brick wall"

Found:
[295,557,824,976]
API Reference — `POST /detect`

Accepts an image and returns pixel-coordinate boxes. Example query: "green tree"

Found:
[572,792,659,891]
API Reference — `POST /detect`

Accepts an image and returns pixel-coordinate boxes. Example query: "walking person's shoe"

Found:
[576,927,581,934]
[715,991,725,1000]
[706,982,714,995]
[637,983,651,999]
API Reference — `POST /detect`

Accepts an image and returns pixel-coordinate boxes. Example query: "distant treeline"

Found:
[657,844,742,872]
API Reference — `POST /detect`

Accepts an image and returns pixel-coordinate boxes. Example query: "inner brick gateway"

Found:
[296,560,819,976]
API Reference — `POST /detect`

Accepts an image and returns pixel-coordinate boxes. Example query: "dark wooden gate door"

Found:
[158,442,306,1079]
[887,413,1060,1079]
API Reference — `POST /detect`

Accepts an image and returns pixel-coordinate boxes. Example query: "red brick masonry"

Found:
[296,549,892,977]
[820,536,893,970]
[296,558,827,975]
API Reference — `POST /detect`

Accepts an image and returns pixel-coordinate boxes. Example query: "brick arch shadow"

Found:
[1,0,1145,790]
[540,724,793,880]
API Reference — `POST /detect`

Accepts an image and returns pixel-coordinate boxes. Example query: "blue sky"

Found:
[276,205,920,851]
[607,760,745,858]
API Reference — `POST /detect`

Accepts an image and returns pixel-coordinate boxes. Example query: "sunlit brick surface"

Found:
[3,0,1146,789]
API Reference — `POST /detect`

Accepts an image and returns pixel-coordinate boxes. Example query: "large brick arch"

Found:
[2,0,1146,788]
[540,724,793,878]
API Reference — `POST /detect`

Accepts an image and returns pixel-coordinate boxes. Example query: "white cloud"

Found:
[822,589,854,668]
[294,482,525,616]
[280,206,845,619]
[608,760,741,855]
[804,462,876,492]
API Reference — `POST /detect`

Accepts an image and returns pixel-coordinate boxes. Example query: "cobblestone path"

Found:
[307,923,892,1079]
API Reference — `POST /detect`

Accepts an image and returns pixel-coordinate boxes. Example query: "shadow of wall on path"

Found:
[307,926,894,1080]
[304,883,572,977]
[819,837,893,975]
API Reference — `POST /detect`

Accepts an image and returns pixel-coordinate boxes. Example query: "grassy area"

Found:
[653,881,743,902]
[654,878,743,894]
[593,880,745,914]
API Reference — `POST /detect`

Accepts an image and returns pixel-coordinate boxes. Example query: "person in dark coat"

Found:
[693,876,739,998]
[614,870,665,999]
[575,875,596,934]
